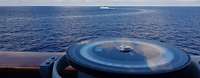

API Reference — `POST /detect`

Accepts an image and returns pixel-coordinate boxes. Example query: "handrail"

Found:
[0,51,76,78]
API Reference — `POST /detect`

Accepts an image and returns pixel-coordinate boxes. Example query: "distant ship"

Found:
[99,6,113,9]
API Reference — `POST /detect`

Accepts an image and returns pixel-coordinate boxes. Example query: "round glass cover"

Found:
[67,38,190,74]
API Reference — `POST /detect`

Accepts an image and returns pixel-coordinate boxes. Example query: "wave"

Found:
[6,9,155,21]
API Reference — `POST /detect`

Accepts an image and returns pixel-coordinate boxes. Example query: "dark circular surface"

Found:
[66,38,190,75]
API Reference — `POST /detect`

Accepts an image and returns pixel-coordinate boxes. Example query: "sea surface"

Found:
[0,6,199,54]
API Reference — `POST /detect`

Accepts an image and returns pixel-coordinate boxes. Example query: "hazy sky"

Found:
[0,0,200,6]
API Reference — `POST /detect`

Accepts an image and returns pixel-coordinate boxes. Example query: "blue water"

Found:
[0,6,200,54]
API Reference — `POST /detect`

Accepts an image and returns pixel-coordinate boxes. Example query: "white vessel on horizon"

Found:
[99,6,114,9]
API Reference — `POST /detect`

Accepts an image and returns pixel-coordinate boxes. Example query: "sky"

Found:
[0,0,200,6]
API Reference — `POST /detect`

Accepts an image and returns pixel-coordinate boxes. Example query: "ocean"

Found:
[0,6,199,55]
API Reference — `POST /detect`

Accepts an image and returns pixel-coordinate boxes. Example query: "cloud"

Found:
[175,0,199,1]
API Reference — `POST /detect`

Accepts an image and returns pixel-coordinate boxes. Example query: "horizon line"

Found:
[0,5,200,6]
